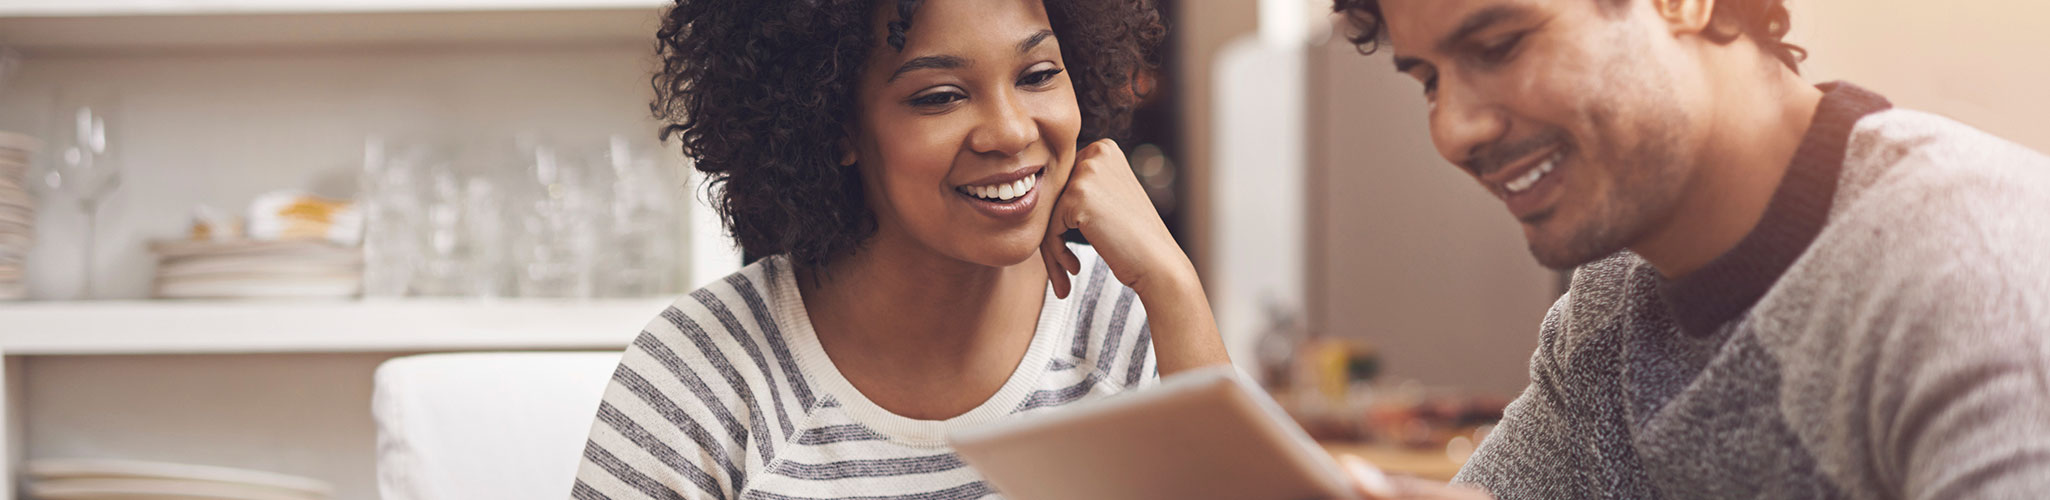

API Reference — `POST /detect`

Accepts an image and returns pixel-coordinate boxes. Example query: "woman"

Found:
[573,0,1228,498]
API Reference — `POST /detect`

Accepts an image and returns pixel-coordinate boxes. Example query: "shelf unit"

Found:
[0,1,669,54]
[0,0,666,16]
[0,298,678,500]
[0,298,670,355]
[0,3,726,499]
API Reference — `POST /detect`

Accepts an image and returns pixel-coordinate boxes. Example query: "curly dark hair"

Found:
[1332,0,1805,73]
[652,0,1166,271]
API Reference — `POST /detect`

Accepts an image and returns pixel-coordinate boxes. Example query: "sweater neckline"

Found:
[1657,81,1892,338]
[764,255,1073,446]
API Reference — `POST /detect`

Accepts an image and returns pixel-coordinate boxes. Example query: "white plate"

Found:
[26,459,333,497]
[28,478,327,500]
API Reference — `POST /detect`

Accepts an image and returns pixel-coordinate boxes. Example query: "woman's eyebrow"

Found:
[886,29,1055,83]
[889,54,968,83]
[1018,29,1055,53]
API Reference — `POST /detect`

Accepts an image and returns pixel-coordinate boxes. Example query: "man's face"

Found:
[1378,0,1705,269]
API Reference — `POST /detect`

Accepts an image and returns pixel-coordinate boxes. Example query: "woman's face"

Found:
[846,0,1082,268]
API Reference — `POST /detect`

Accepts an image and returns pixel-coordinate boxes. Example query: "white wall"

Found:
[1210,37,1307,375]
[1307,37,1556,397]
[1788,0,2050,152]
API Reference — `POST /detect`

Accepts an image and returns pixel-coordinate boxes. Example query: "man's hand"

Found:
[1339,455,1494,500]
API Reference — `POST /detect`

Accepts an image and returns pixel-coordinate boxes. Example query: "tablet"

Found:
[948,366,1363,500]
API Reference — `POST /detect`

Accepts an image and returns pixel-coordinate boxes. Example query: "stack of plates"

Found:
[150,239,363,299]
[26,458,335,500]
[0,131,36,301]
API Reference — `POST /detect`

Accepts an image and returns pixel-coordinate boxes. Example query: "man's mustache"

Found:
[1461,129,1567,178]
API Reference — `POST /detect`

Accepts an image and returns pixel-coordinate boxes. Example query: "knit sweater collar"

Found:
[1658,81,1893,338]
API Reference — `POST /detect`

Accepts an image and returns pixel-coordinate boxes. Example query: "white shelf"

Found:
[0,298,672,355]
[0,2,666,53]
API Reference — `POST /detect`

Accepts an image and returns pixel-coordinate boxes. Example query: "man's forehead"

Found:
[1383,0,1540,61]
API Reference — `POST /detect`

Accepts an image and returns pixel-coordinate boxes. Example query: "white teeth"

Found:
[960,173,1039,202]
[1505,154,1560,194]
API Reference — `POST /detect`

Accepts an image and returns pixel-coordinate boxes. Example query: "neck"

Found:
[1632,65,1823,280]
[798,226,1048,371]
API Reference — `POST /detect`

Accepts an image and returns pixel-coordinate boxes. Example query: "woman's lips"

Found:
[955,170,1043,221]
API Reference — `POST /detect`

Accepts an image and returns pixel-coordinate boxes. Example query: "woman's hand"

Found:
[1039,139,1229,373]
[1039,139,1189,299]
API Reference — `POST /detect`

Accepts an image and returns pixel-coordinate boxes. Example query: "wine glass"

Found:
[41,89,123,299]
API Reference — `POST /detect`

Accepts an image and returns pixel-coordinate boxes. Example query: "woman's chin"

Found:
[948,232,1053,270]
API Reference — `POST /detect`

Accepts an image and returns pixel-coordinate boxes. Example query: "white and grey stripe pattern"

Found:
[573,244,1158,500]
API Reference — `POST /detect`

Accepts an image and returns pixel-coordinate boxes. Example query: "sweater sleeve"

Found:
[1860,261,2050,500]
[1452,293,1604,500]
[1858,236,2050,499]
[1453,253,1665,500]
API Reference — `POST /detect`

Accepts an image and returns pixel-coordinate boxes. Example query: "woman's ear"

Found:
[838,135,859,167]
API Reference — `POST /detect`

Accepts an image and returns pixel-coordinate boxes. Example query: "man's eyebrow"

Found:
[1018,30,1055,54]
[1389,4,1527,74]
[1438,4,1530,53]
[1394,55,1427,74]
[888,54,967,83]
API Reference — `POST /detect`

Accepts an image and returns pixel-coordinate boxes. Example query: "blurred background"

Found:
[0,0,2045,499]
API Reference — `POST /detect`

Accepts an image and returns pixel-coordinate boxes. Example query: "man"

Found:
[1327,0,2050,499]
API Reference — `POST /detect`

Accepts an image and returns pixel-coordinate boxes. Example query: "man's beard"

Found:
[1525,51,1694,270]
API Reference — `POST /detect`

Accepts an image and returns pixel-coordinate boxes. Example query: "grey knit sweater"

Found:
[1454,83,2050,500]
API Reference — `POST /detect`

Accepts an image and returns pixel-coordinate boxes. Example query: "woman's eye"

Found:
[910,91,966,107]
[1423,75,1439,98]
[1020,67,1064,87]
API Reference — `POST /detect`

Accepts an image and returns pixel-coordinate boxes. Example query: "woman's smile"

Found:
[953,166,1046,221]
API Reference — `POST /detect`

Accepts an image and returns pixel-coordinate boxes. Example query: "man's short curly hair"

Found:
[1332,0,1806,72]
[653,0,1166,270]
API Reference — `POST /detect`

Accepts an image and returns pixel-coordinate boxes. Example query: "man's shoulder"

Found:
[1842,109,2050,211]
[1820,108,2050,291]
[1540,253,1666,362]
[1760,109,2050,339]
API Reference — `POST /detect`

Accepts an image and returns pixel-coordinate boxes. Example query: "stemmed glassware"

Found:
[41,89,123,299]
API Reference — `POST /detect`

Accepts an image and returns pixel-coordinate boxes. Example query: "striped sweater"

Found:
[572,244,1159,500]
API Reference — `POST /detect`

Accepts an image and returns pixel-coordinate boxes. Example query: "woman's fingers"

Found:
[1042,164,1079,299]
[1042,232,1072,298]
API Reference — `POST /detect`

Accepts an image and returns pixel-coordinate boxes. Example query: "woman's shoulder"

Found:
[611,256,812,406]
[642,257,790,344]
